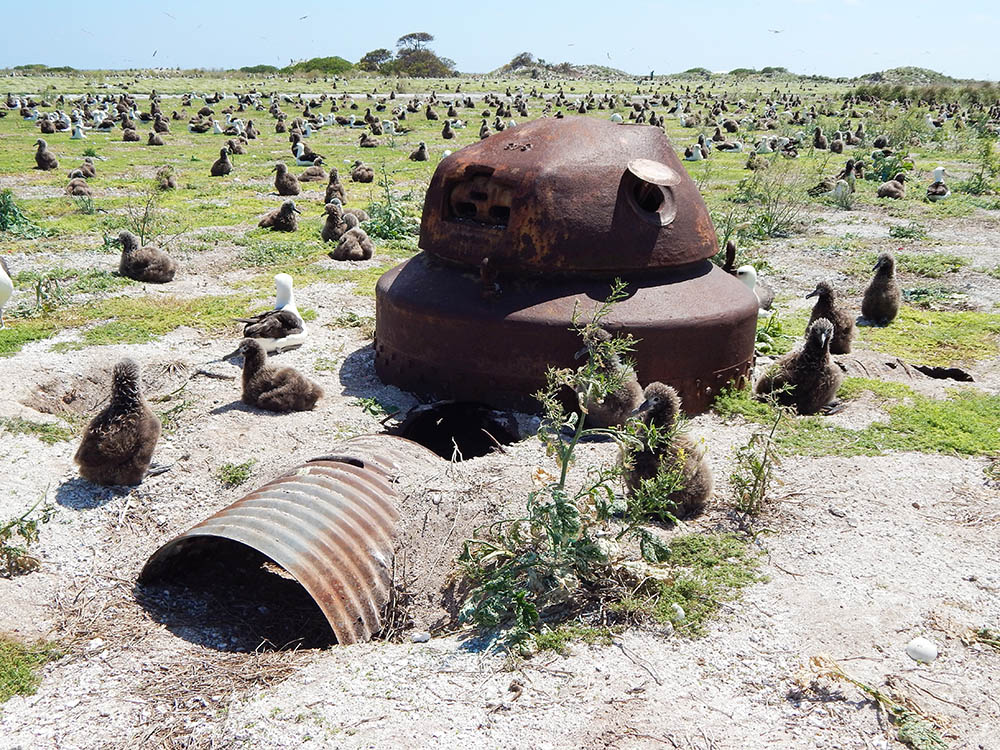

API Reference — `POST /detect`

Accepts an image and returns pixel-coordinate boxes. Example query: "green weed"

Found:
[216,460,255,488]
[0,417,75,445]
[1,498,54,577]
[0,637,62,703]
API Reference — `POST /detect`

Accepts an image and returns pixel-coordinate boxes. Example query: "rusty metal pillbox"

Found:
[376,116,757,414]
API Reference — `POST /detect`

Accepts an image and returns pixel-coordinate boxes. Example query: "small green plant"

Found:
[1,498,54,577]
[754,310,797,356]
[0,417,75,445]
[0,189,49,239]
[730,406,784,522]
[216,460,256,488]
[535,624,615,654]
[889,221,928,240]
[957,135,998,195]
[867,150,914,183]
[354,396,399,418]
[0,637,62,703]
[73,195,96,215]
[81,146,99,158]
[727,161,808,239]
[364,165,418,240]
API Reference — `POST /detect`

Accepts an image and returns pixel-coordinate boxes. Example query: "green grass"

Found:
[216,460,255,488]
[535,625,616,654]
[615,533,760,637]
[855,307,1000,366]
[849,252,968,278]
[0,319,60,356]
[714,384,1000,457]
[888,221,928,240]
[0,417,75,445]
[0,637,61,704]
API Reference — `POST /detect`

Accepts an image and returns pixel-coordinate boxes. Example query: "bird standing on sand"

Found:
[806,281,854,354]
[861,251,901,325]
[74,359,161,486]
[624,382,713,522]
[118,230,177,283]
[237,273,307,354]
[755,318,842,415]
[233,338,323,412]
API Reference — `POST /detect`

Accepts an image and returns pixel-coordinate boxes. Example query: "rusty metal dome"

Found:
[376,117,757,415]
[419,117,718,275]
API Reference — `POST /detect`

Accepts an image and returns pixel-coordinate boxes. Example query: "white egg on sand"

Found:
[905,636,939,663]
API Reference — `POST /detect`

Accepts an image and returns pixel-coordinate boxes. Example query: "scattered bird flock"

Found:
[0,76,989,516]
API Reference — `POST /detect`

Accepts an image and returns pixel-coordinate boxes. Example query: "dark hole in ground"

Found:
[913,365,974,382]
[137,538,336,651]
[394,401,519,460]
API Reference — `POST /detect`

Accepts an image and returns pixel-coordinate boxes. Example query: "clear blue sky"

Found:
[1,0,996,80]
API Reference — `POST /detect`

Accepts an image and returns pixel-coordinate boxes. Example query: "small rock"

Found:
[86,638,104,651]
[906,637,938,663]
[670,603,686,622]
[410,631,431,643]
[829,507,847,518]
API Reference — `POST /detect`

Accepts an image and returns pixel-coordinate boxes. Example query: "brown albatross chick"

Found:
[258,200,300,231]
[409,141,428,161]
[624,382,713,522]
[272,161,300,195]
[118,230,177,283]
[34,138,58,170]
[66,177,91,196]
[210,147,232,176]
[324,167,346,204]
[876,172,907,199]
[576,327,642,428]
[235,338,323,412]
[350,159,374,183]
[330,214,375,260]
[147,131,164,146]
[155,165,177,190]
[74,359,161,486]
[298,155,326,182]
[755,318,842,415]
[806,281,854,354]
[861,251,901,325]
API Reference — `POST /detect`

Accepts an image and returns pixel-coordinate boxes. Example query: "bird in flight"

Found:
[769,29,783,33]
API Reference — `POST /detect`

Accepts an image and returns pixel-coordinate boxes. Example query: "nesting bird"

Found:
[272,162,300,195]
[118,230,177,283]
[237,273,307,353]
[806,281,854,354]
[877,172,907,199]
[926,166,950,202]
[233,338,323,412]
[625,382,713,521]
[147,131,164,146]
[258,200,300,231]
[210,147,233,176]
[155,165,177,190]
[66,177,91,196]
[298,156,326,182]
[575,327,642,428]
[330,214,375,261]
[69,157,97,179]
[861,251,901,325]
[409,141,428,161]
[755,318,842,415]
[73,359,162,486]
[350,160,374,183]
[34,138,58,170]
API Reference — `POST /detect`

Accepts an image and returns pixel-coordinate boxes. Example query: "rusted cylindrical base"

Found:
[374,253,757,415]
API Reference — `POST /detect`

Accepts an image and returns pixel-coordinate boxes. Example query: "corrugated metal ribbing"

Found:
[140,435,439,644]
